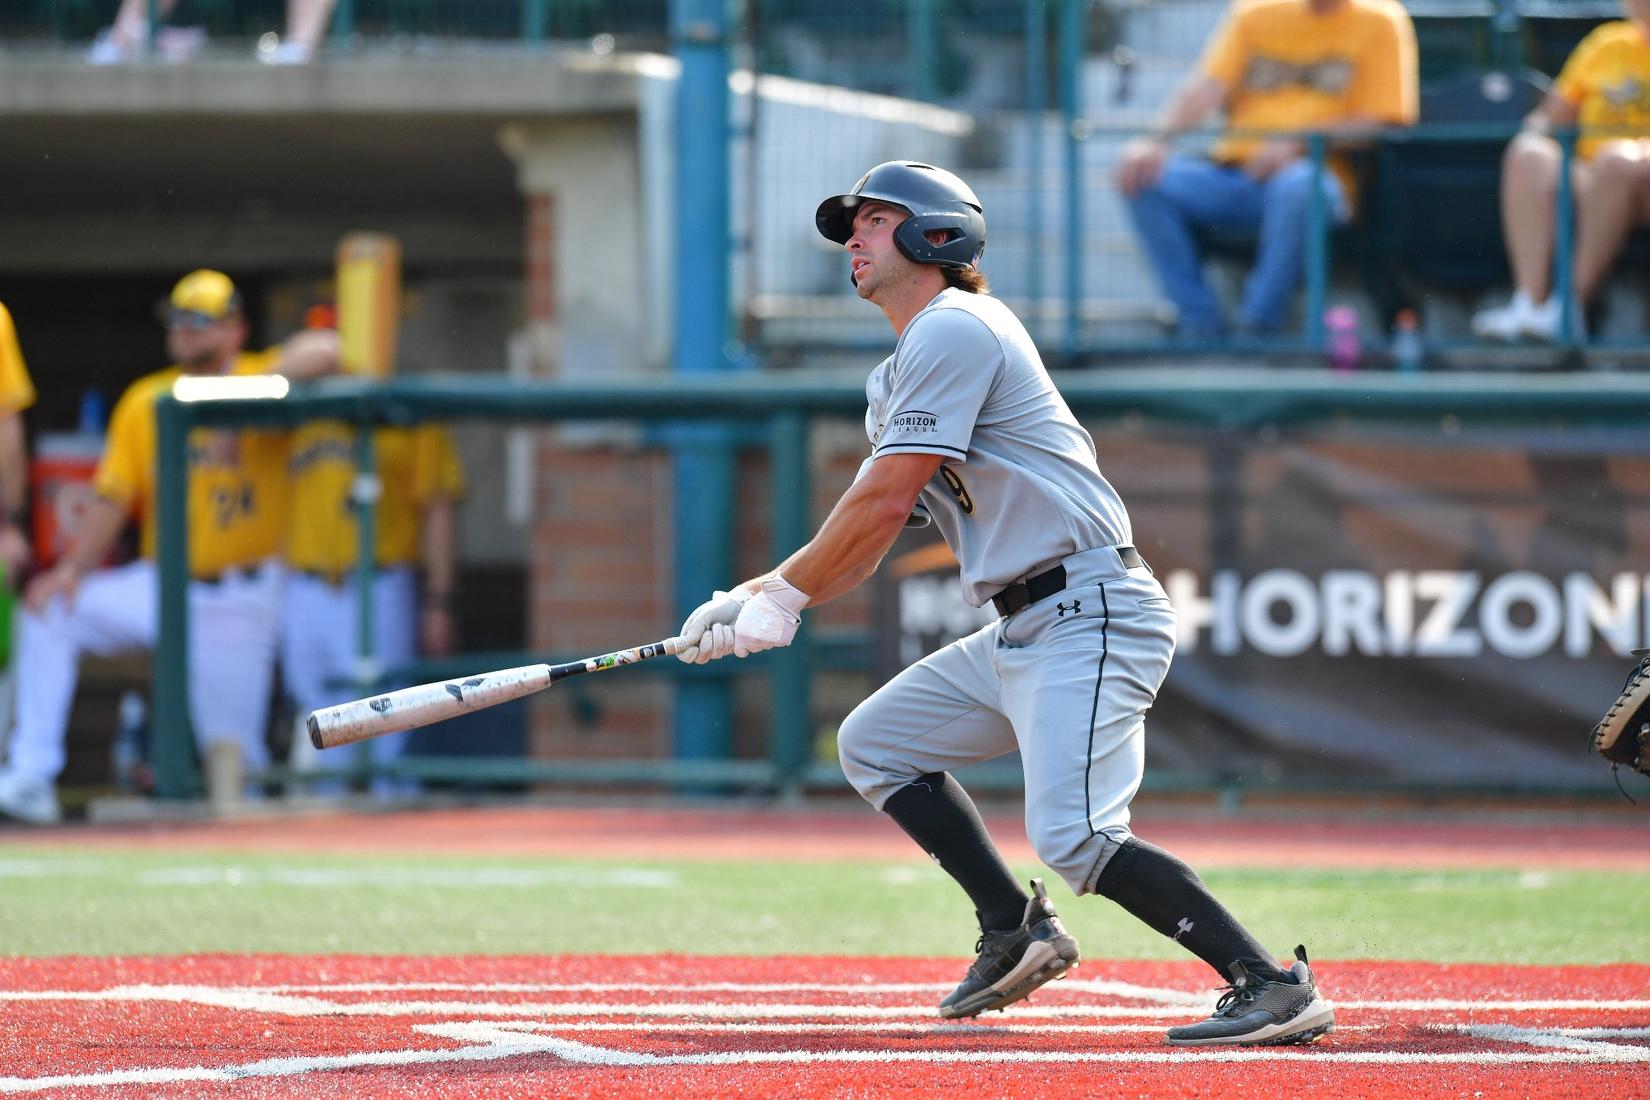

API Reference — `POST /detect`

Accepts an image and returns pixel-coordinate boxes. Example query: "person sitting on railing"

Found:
[1115,0,1417,340]
[1472,0,1650,344]
[88,0,338,65]
[0,270,338,825]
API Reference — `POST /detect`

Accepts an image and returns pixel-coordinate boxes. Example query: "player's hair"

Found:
[942,266,990,294]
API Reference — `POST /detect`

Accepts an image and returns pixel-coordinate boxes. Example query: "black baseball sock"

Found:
[1094,837,1290,984]
[882,771,1029,931]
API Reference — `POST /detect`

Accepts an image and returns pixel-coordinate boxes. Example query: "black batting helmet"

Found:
[815,161,986,270]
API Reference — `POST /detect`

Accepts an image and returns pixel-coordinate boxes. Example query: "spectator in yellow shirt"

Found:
[0,270,338,824]
[1472,0,1650,343]
[0,303,38,583]
[1116,0,1417,338]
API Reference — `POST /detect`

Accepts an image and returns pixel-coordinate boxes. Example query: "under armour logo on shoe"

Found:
[1056,601,1081,617]
[1173,917,1194,942]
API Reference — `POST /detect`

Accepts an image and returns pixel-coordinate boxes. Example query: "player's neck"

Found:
[182,351,237,376]
[877,276,948,337]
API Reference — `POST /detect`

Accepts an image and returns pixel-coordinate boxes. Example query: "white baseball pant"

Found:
[837,545,1176,897]
[279,566,418,786]
[2,557,282,784]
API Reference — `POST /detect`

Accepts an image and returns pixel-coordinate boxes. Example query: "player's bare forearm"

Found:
[0,413,27,518]
[63,495,128,576]
[24,494,127,609]
[1523,94,1578,136]
[420,496,457,602]
[274,329,342,381]
[761,452,942,607]
[1153,74,1225,140]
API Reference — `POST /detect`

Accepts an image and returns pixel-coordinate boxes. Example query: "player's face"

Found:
[166,313,242,371]
[1627,0,1650,33]
[846,202,911,301]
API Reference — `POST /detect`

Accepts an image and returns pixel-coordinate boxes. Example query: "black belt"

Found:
[990,546,1143,617]
[297,565,407,586]
[192,566,257,587]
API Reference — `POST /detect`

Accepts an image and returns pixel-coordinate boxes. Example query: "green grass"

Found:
[1,849,1645,962]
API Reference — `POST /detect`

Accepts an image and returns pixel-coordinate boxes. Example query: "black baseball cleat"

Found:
[939,879,1081,1019]
[1165,945,1335,1046]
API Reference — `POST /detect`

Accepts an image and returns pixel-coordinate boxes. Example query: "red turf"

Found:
[2,955,1646,1098]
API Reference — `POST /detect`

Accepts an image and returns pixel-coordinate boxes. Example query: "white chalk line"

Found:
[0,860,678,889]
[5,984,1647,1016]
[2,1018,1644,1092]
[3,981,1647,1092]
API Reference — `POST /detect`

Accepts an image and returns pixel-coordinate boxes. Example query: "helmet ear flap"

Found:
[894,212,985,268]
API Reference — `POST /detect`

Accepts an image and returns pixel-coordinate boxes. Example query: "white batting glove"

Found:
[677,588,752,664]
[733,575,811,658]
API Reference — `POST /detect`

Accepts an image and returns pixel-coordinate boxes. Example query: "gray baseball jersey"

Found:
[840,287,1176,898]
[863,288,1131,605]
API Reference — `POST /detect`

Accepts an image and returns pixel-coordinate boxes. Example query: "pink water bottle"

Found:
[1324,306,1361,373]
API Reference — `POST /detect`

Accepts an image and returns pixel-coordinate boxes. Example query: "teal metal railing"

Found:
[14,3,1645,361]
[152,370,1650,799]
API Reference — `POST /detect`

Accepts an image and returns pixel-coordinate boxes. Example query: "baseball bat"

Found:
[307,635,686,750]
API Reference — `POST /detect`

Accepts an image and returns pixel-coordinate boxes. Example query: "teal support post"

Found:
[350,427,380,785]
[145,0,158,55]
[1304,132,1328,348]
[768,411,810,794]
[1059,0,1083,362]
[151,396,199,799]
[671,0,739,766]
[522,0,549,43]
[908,0,940,103]
[1025,0,1046,340]
[1556,132,1577,345]
[1491,0,1521,70]
[331,0,354,39]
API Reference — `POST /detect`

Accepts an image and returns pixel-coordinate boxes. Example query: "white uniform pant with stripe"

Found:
[2,558,282,784]
[837,545,1176,897]
[280,567,418,777]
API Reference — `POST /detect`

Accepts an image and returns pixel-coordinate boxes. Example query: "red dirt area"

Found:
[7,801,1650,870]
[1,956,1647,1098]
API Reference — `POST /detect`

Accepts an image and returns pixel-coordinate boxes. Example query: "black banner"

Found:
[879,421,1647,789]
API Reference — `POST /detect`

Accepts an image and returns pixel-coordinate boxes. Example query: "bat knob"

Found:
[306,713,324,750]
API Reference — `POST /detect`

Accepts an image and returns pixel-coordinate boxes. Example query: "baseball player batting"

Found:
[677,161,1333,1046]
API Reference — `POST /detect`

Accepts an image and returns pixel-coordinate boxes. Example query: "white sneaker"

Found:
[257,41,314,65]
[86,27,141,65]
[1472,290,1585,343]
[1472,289,1537,341]
[0,770,62,825]
[1521,294,1587,342]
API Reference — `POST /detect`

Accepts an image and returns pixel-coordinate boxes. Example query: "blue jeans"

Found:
[1125,156,1350,336]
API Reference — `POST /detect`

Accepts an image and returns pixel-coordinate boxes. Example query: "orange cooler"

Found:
[31,431,106,570]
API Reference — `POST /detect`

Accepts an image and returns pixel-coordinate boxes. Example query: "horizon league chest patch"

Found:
[886,410,941,435]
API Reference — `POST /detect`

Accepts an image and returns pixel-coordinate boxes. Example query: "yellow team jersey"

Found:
[0,302,38,417]
[94,350,290,578]
[1199,0,1418,193]
[1555,21,1650,162]
[284,421,464,579]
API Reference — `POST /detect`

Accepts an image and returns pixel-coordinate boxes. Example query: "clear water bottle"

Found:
[1391,309,1424,374]
[1324,306,1362,373]
[111,690,146,791]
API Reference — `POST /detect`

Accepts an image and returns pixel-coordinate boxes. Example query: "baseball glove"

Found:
[1592,648,1650,782]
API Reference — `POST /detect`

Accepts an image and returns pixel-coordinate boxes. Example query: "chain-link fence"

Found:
[8,0,1647,363]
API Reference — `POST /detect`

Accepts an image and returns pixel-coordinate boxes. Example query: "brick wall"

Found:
[525,429,877,767]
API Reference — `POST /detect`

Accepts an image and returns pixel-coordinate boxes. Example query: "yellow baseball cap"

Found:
[162,269,242,325]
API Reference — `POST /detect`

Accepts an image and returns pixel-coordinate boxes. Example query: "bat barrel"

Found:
[307,665,553,749]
